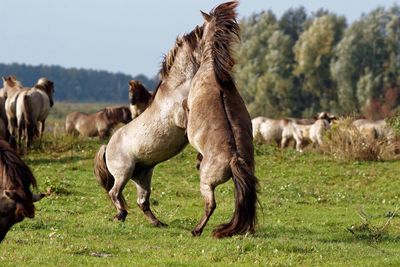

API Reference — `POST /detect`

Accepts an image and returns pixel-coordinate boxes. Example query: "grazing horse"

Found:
[352,119,394,142]
[292,119,331,152]
[65,106,132,139]
[129,80,152,119]
[94,25,203,227]
[186,1,258,238]
[3,76,25,139]
[252,117,300,147]
[16,78,55,149]
[0,140,45,242]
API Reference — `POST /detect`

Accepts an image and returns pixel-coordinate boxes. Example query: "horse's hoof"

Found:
[113,211,127,221]
[191,229,202,237]
[154,221,168,228]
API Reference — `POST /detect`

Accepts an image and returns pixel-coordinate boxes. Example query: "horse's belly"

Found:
[108,123,187,168]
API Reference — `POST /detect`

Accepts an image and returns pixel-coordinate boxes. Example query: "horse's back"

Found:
[66,112,97,136]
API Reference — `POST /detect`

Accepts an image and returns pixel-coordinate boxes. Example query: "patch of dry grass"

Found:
[320,118,397,161]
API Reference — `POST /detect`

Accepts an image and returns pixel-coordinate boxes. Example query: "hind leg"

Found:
[192,156,230,236]
[39,120,45,138]
[133,168,166,227]
[108,168,133,221]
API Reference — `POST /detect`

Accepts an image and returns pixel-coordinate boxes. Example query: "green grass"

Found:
[1,111,400,265]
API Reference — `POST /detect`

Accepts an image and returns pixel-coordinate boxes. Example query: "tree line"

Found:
[0,63,158,103]
[235,5,400,119]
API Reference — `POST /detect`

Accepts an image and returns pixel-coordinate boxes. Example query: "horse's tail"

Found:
[22,95,36,146]
[213,155,258,238]
[93,145,127,208]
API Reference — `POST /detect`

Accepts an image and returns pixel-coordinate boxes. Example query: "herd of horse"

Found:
[252,113,394,152]
[0,1,396,244]
[1,76,55,151]
[0,2,258,242]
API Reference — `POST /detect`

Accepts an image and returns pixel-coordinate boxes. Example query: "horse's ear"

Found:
[11,75,17,81]
[1,77,5,82]
[200,11,212,22]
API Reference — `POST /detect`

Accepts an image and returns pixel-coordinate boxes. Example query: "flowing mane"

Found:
[151,25,204,99]
[203,1,240,83]
[34,78,54,96]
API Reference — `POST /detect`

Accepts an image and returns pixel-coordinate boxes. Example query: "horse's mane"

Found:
[34,78,54,97]
[3,76,23,89]
[151,25,204,100]
[104,106,131,123]
[205,1,240,83]
[129,80,152,104]
[0,140,36,216]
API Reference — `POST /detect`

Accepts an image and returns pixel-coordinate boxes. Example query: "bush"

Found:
[320,118,396,161]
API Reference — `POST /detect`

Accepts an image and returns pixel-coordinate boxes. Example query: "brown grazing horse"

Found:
[65,106,132,139]
[129,80,152,119]
[186,1,258,238]
[0,140,45,242]
[94,25,203,227]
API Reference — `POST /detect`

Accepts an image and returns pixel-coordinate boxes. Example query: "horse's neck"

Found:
[6,86,23,97]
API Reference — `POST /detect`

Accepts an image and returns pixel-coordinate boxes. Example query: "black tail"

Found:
[213,155,258,238]
[93,145,127,208]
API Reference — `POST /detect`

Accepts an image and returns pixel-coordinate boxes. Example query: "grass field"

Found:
[1,103,400,266]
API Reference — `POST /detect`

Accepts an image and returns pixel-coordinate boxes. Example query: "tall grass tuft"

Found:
[320,118,396,161]
[347,207,398,243]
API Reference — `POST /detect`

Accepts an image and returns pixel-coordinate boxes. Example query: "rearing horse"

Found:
[187,1,258,238]
[94,26,203,225]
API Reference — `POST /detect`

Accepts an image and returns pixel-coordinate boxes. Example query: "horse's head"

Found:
[129,80,150,105]
[36,78,55,107]
[199,1,239,82]
[0,140,45,242]
[0,190,35,242]
[2,76,22,98]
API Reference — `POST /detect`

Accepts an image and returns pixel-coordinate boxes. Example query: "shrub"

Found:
[320,118,396,161]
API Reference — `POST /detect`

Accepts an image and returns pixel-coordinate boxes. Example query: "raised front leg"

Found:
[133,168,167,227]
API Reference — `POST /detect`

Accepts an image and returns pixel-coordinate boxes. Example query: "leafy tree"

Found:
[293,14,346,115]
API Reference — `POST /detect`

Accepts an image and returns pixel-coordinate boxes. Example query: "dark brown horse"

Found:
[186,1,258,238]
[65,106,132,139]
[0,140,45,242]
[129,80,152,119]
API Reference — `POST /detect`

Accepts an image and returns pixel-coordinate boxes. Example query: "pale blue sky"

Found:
[2,0,398,77]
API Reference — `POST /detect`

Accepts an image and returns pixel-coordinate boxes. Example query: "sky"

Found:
[2,0,398,78]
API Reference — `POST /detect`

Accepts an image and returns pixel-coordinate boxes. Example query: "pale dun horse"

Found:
[186,1,258,238]
[3,76,25,139]
[94,26,203,227]
[129,80,152,119]
[16,78,55,149]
